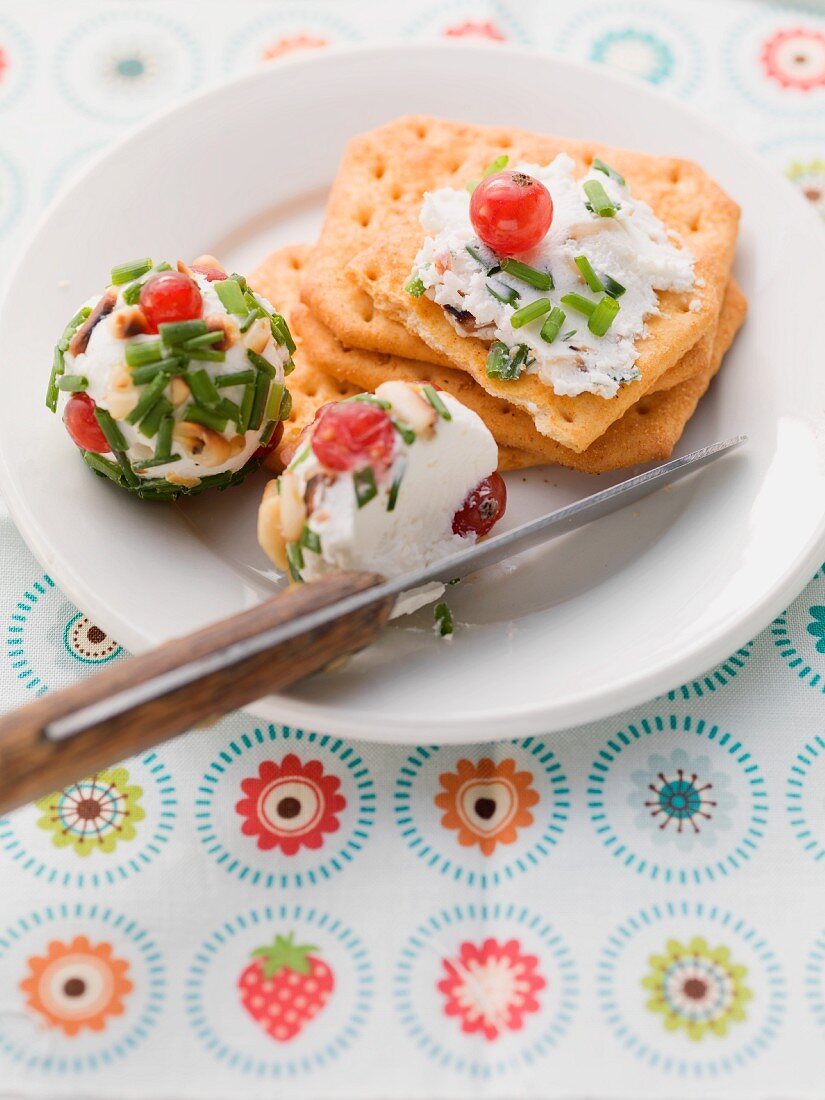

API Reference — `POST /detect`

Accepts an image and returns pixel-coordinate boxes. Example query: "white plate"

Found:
[1,43,824,742]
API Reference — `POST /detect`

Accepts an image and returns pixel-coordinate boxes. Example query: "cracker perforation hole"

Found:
[415,123,427,139]
[390,182,403,201]
[670,165,681,184]
[357,294,374,323]
[356,207,373,228]
[372,162,386,180]
[689,212,701,232]
[289,255,303,270]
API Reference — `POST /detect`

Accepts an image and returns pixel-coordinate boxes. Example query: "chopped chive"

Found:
[486,341,508,378]
[258,421,277,448]
[348,393,392,409]
[130,357,180,385]
[602,273,626,299]
[583,178,617,217]
[434,602,454,637]
[299,524,322,555]
[159,319,207,345]
[486,279,520,306]
[540,306,566,344]
[156,413,174,459]
[81,450,125,484]
[239,307,263,333]
[56,306,91,354]
[276,389,292,421]
[187,369,222,408]
[139,396,173,439]
[405,275,426,298]
[229,273,248,293]
[422,384,451,421]
[125,339,163,368]
[502,343,529,380]
[183,403,228,433]
[183,330,224,351]
[392,419,416,445]
[56,374,88,392]
[487,341,529,381]
[593,157,625,186]
[246,348,275,378]
[286,541,304,582]
[387,458,406,512]
[46,347,64,411]
[560,329,578,342]
[500,258,553,291]
[111,258,152,285]
[465,243,499,274]
[283,357,296,376]
[218,397,242,427]
[248,371,270,432]
[574,255,604,293]
[215,369,256,388]
[136,452,181,470]
[214,278,248,316]
[466,153,509,192]
[269,313,296,353]
[238,381,255,434]
[122,282,144,306]
[126,373,170,424]
[93,407,127,451]
[510,297,551,329]
[353,466,378,508]
[560,292,596,318]
[114,451,139,486]
[265,381,284,422]
[588,294,621,337]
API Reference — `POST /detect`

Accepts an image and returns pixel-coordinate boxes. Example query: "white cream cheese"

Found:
[412,154,696,398]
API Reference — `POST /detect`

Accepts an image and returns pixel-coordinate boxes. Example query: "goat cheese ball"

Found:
[47,255,295,500]
[258,381,506,582]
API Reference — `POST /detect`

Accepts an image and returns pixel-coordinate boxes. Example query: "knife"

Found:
[0,436,744,813]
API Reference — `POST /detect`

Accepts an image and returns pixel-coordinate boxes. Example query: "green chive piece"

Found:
[215,369,256,388]
[487,280,520,306]
[246,348,275,378]
[126,373,170,424]
[540,306,566,344]
[139,396,173,439]
[510,297,552,329]
[122,282,144,306]
[125,340,163,368]
[466,153,509,192]
[136,452,181,470]
[92,407,127,452]
[487,341,529,381]
[239,308,263,333]
[183,403,228,433]
[283,358,296,376]
[156,413,174,459]
[560,292,596,318]
[183,330,224,351]
[229,273,248,293]
[502,343,529,380]
[82,450,125,484]
[353,466,378,508]
[158,319,207,345]
[583,179,617,217]
[465,243,499,274]
[130,357,180,385]
[217,398,242,427]
[486,341,509,378]
[560,329,578,342]
[500,258,553,291]
[265,381,284,422]
[56,374,88,392]
[111,258,152,285]
[239,382,255,434]
[434,602,454,637]
[277,389,293,421]
[258,421,277,448]
[214,278,248,316]
[114,452,139,487]
[593,157,625,186]
[574,255,604,293]
[248,371,270,432]
[405,275,426,298]
[299,524,322,555]
[57,306,91,353]
[348,394,392,409]
[46,347,65,412]
[422,384,451,421]
[286,541,304,582]
[387,458,406,512]
[392,419,416,445]
[602,273,626,299]
[187,369,222,408]
[269,313,296,353]
[588,294,621,337]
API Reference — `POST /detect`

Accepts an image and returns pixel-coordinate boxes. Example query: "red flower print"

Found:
[261,35,328,63]
[438,937,545,1040]
[761,28,825,92]
[235,754,345,854]
[444,21,506,42]
[0,49,7,84]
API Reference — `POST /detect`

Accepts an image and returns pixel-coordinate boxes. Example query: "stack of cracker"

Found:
[250,116,745,474]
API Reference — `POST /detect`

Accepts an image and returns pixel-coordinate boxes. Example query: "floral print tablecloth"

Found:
[0,2,824,1097]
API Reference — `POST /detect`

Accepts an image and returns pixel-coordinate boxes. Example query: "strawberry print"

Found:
[438,937,545,1041]
[238,932,334,1042]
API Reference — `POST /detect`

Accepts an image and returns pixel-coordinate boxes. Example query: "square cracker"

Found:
[318,115,739,451]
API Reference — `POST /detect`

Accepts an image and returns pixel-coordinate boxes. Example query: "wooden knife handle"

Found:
[0,571,392,815]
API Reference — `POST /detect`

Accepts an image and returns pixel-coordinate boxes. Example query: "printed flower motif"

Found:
[235,754,345,854]
[628,749,735,850]
[642,936,752,1040]
[435,757,539,855]
[64,612,122,664]
[443,21,506,42]
[761,28,825,92]
[590,28,674,85]
[35,768,145,856]
[806,605,825,652]
[261,35,328,62]
[439,938,545,1041]
[0,48,7,83]
[100,41,159,89]
[21,935,132,1036]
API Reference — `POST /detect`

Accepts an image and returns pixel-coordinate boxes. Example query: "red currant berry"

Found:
[139,271,202,333]
[312,402,396,473]
[470,171,553,255]
[452,472,507,538]
[63,393,110,453]
[253,421,285,461]
[190,264,227,282]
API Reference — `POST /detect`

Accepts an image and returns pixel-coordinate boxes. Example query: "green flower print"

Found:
[35,768,145,856]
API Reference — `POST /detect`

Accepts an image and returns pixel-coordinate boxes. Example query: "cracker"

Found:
[310,115,739,451]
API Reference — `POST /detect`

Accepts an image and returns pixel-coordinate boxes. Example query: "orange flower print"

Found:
[261,35,328,63]
[20,936,132,1036]
[435,758,539,855]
